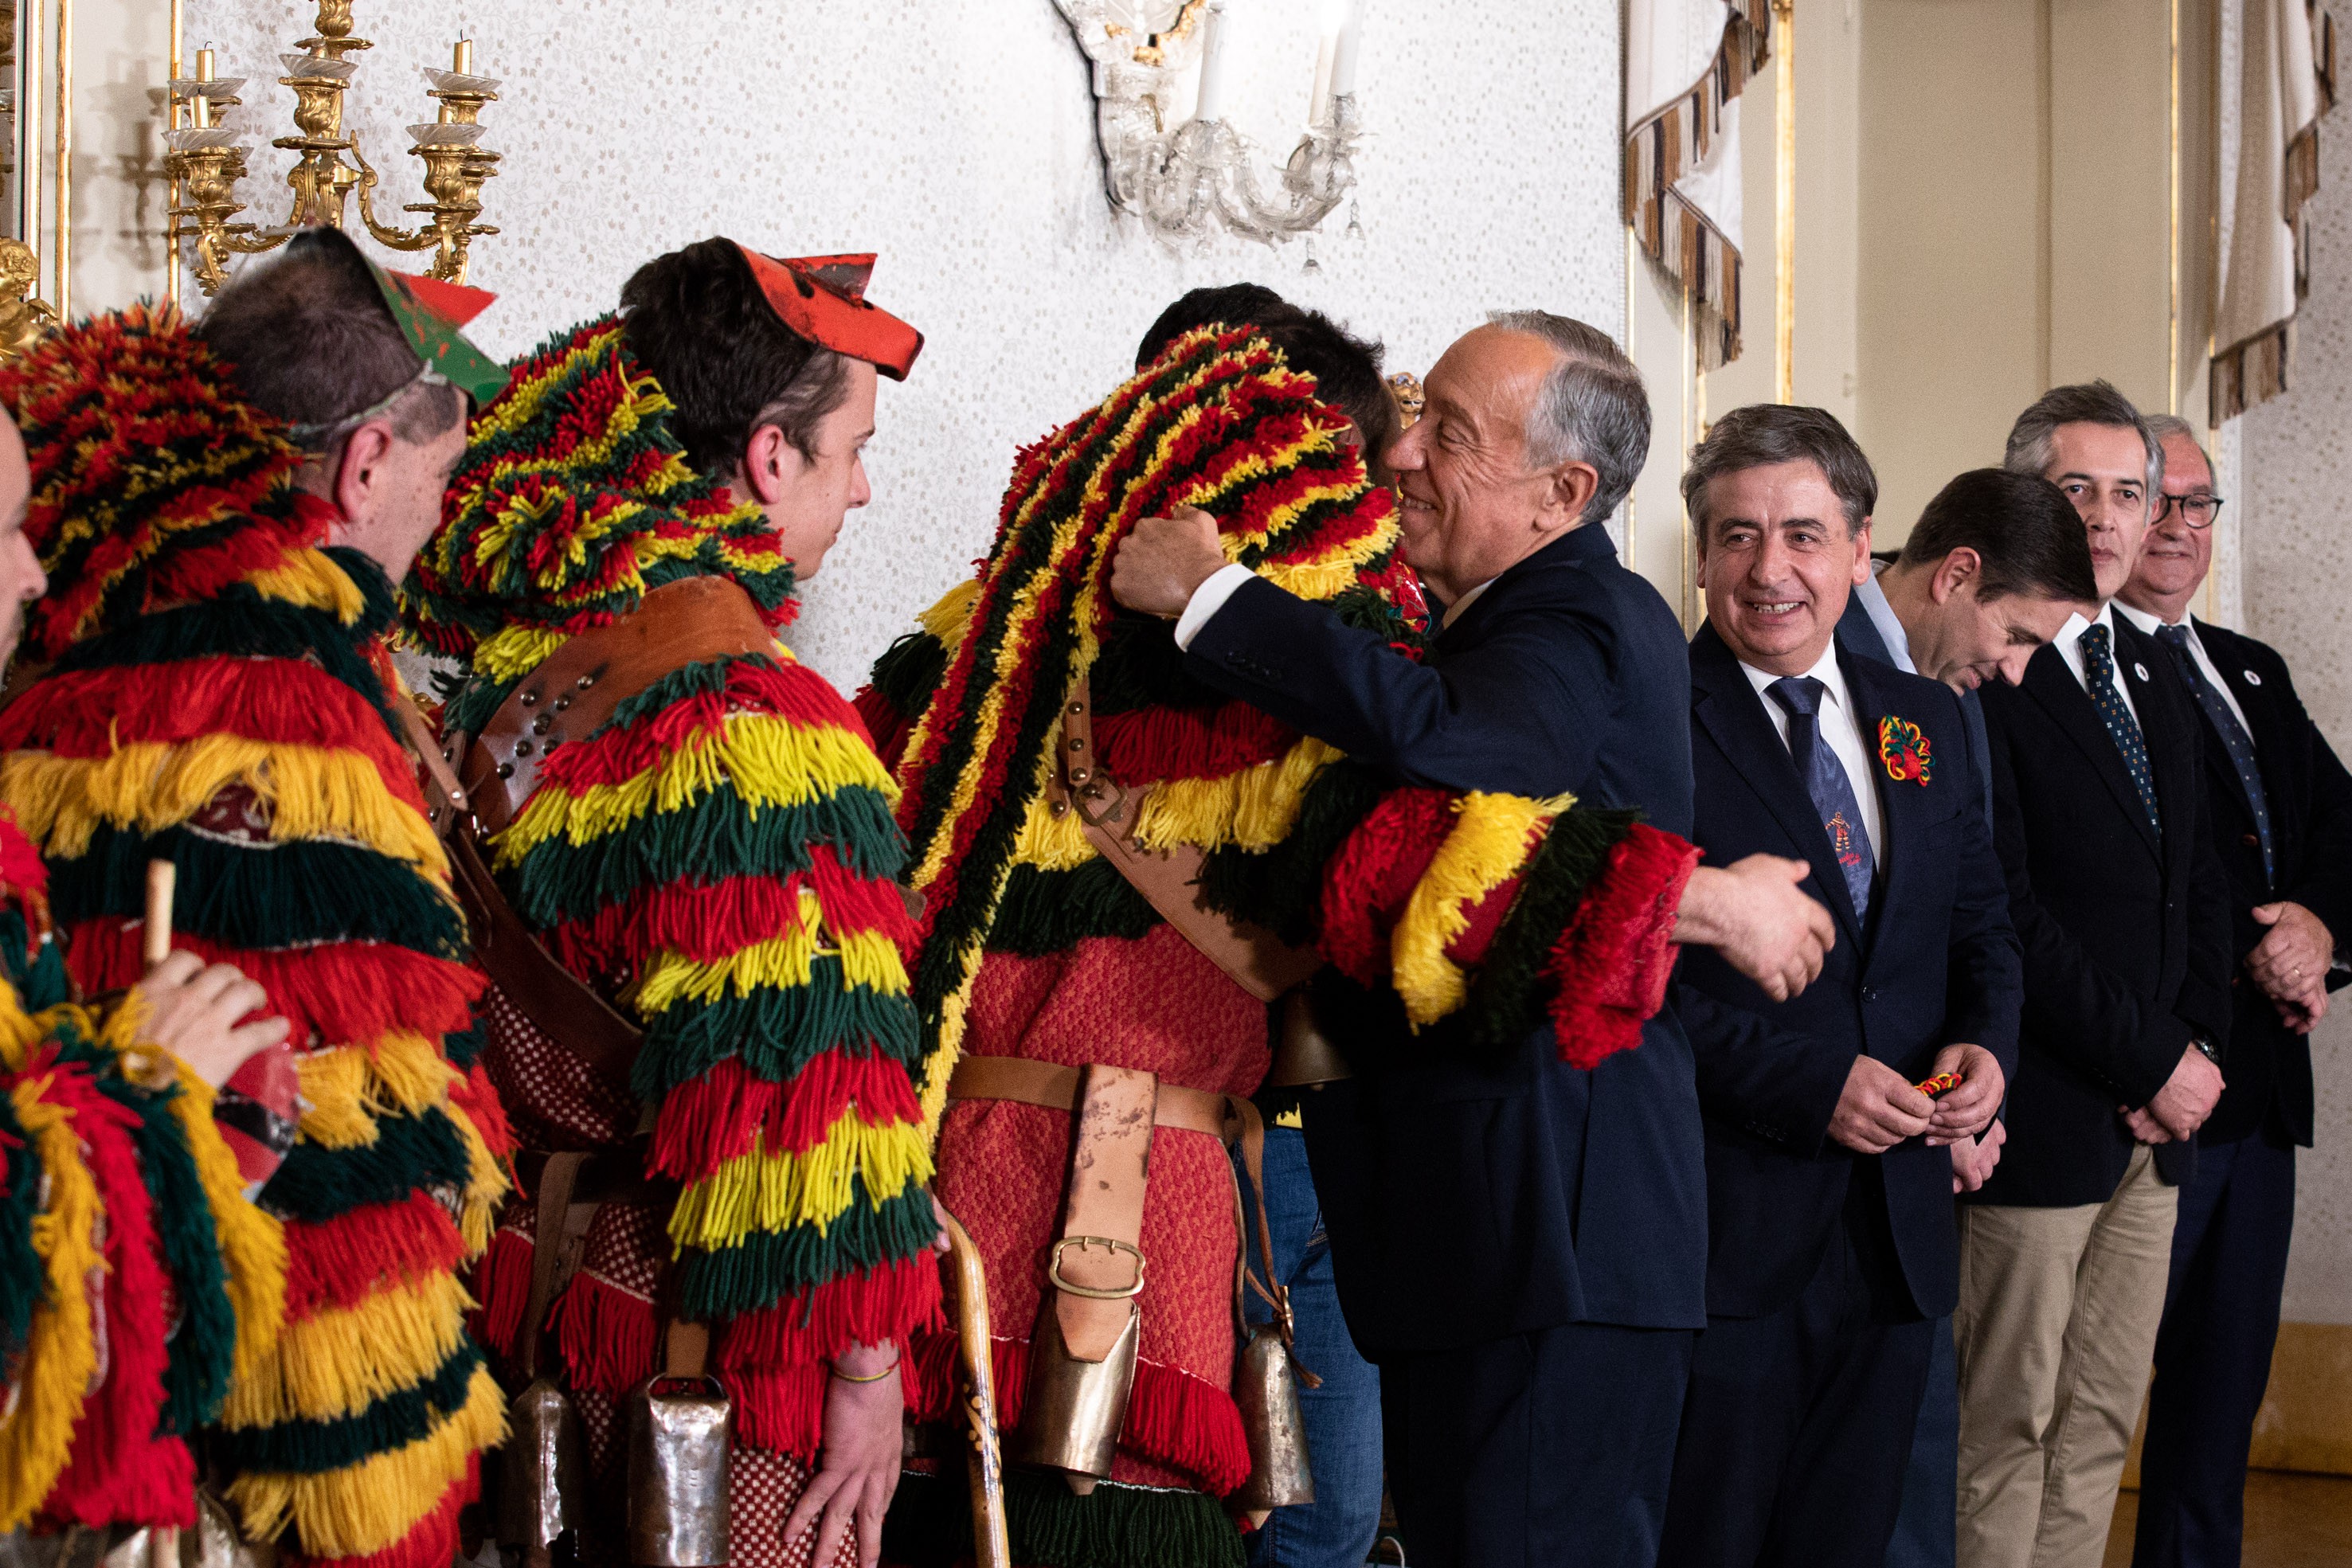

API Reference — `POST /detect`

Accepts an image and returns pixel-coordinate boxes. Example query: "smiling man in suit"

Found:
[2116,416,2352,1568]
[1955,383,2236,1568]
[1659,405,2022,1568]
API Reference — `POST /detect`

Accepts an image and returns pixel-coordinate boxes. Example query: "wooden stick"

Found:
[942,1210,1010,1568]
[142,859,176,970]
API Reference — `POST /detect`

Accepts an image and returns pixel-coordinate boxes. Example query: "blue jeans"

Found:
[1239,1124,1386,1568]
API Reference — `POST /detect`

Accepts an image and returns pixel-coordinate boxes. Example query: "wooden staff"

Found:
[941,1209,1009,1568]
[143,858,176,969]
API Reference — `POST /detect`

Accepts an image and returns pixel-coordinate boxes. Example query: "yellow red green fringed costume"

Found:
[0,807,286,1540]
[857,326,1698,1568]
[405,315,941,1566]
[0,306,511,1568]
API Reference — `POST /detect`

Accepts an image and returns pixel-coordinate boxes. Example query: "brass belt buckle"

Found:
[1047,1235,1147,1299]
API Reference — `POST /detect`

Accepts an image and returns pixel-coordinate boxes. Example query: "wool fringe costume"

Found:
[859,326,1698,1568]
[0,307,511,1568]
[404,290,939,1568]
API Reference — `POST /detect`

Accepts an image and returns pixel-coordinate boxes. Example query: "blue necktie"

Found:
[2080,622,2161,835]
[2155,623,2273,885]
[1767,675,1875,919]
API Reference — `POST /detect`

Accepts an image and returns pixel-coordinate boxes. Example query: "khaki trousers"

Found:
[1953,1145,2178,1568]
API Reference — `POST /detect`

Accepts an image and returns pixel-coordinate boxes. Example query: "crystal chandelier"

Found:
[1056,0,1362,246]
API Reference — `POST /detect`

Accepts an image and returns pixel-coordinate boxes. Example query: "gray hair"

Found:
[1485,310,1652,524]
[2002,380,2164,500]
[2143,413,2213,483]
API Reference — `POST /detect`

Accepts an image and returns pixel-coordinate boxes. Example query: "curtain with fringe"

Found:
[1625,0,1771,370]
[2213,0,2334,417]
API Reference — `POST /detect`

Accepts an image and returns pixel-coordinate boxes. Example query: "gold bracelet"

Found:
[828,1360,899,1384]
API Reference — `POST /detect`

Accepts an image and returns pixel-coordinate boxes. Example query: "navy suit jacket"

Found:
[2178,620,2352,1147]
[1971,624,2235,1206]
[1674,624,2022,1321]
[1835,582,1994,826]
[1186,523,1708,1350]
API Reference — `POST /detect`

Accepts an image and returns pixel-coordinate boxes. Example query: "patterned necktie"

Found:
[2080,622,2161,835]
[1767,675,1876,919]
[2155,623,2273,885]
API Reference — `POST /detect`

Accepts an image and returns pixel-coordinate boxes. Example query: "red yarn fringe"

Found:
[471,1226,534,1363]
[1317,788,1454,985]
[650,1053,926,1180]
[0,654,416,800]
[0,814,49,896]
[37,1054,196,1528]
[1546,823,1702,1070]
[1442,873,1524,971]
[1092,702,1298,786]
[714,1255,945,1371]
[288,1453,478,1568]
[65,918,483,1050]
[851,685,917,774]
[449,1058,516,1163]
[534,658,865,796]
[551,1269,660,1398]
[902,1331,1250,1496]
[284,1192,469,1320]
[550,847,915,978]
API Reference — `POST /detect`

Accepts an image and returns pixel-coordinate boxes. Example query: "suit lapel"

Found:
[2197,618,2293,831]
[1841,651,1912,964]
[2020,639,2161,862]
[1689,624,1864,949]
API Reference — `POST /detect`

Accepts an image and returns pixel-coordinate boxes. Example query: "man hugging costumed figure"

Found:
[404,240,941,1568]
[859,323,1701,1567]
[0,229,515,1568]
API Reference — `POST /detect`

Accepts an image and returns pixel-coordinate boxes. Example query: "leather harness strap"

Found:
[1049,678,1323,1004]
[459,576,781,838]
[518,1151,590,1382]
[947,1055,1230,1136]
[1051,1065,1158,1363]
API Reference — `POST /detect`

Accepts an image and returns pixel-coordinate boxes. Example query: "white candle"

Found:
[1329,2,1361,101]
[1194,2,1229,123]
[1309,30,1336,126]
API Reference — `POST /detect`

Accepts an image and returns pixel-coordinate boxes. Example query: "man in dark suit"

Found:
[1830,469,2101,1568]
[1108,311,1835,1568]
[1955,383,2237,1568]
[1658,406,2023,1568]
[2118,416,2352,1568]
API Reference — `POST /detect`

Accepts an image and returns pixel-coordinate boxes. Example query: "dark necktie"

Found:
[2080,622,2160,835]
[2155,622,2273,885]
[1767,675,1875,919]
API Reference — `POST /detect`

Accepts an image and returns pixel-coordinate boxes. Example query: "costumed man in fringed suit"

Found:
[0,403,303,1557]
[859,323,1700,1568]
[404,239,941,1568]
[0,229,515,1568]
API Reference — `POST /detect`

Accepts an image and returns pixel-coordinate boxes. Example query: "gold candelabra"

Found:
[164,0,501,295]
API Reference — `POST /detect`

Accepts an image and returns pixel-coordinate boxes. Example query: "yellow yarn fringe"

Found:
[220,1267,474,1428]
[669,1112,935,1251]
[1391,792,1567,1028]
[917,579,980,651]
[1260,518,1400,602]
[245,549,367,625]
[495,710,895,869]
[0,1062,104,1531]
[227,1362,507,1559]
[1005,733,1344,872]
[447,1086,509,1258]
[164,1061,288,1387]
[470,624,571,689]
[0,737,447,873]
[917,974,975,1143]
[628,922,909,1017]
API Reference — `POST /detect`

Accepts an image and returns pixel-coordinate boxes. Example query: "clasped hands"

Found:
[2244,898,2333,1032]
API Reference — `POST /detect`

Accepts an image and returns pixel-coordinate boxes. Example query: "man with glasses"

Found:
[2115,416,2352,1568]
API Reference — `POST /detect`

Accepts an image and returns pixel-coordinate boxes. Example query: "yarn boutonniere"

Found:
[1878,715,1932,786]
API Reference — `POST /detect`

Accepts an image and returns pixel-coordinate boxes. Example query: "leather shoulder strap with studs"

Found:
[457,577,780,837]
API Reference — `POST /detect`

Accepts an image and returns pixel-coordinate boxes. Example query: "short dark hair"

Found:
[196,227,463,448]
[2002,380,2163,496]
[1681,403,1877,538]
[1896,468,2099,603]
[1134,285,1398,463]
[620,237,851,479]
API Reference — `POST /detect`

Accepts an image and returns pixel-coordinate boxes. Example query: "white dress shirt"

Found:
[2113,600,2253,735]
[2050,603,2141,727]
[1738,642,1885,866]
[1853,565,1918,676]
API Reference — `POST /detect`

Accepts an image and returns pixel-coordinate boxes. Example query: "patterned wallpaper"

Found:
[2243,89,2352,1325]
[183,0,1626,690]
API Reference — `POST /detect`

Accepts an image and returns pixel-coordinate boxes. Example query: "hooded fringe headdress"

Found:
[409,314,941,1460]
[0,305,508,1568]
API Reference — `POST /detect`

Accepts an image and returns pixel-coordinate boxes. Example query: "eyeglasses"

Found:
[2153,492,2227,530]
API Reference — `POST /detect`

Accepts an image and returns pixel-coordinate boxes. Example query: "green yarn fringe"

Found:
[882,1467,1246,1568]
[679,1182,944,1319]
[211,1343,483,1474]
[259,1105,474,1226]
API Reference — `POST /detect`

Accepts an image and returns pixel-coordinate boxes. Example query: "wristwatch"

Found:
[2190,1034,2221,1067]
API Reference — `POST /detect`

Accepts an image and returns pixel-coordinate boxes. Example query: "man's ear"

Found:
[739,424,794,508]
[331,420,398,526]
[1928,545,1982,605]
[1849,518,1875,585]
[1546,459,1602,530]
